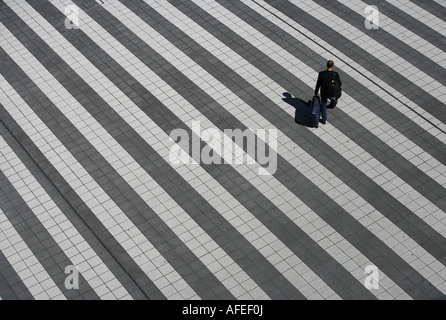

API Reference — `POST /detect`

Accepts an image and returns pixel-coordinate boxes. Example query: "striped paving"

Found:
[0,207,65,300]
[0,0,445,300]
[0,126,131,300]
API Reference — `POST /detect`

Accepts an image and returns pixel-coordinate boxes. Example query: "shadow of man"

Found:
[282,92,313,127]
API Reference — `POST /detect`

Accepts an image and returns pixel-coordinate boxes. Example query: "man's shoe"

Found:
[320,120,326,125]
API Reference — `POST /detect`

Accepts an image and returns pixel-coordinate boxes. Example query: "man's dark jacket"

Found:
[314,70,342,102]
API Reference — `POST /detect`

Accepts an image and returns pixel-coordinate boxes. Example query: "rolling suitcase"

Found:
[310,96,321,128]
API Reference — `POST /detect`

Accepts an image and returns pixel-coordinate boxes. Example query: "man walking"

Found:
[314,60,342,124]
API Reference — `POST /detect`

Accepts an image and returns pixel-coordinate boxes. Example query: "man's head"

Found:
[327,60,334,70]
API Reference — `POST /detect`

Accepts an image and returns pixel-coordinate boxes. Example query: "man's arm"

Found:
[336,72,342,87]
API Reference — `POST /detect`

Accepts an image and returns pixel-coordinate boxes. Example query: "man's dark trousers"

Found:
[320,97,337,124]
